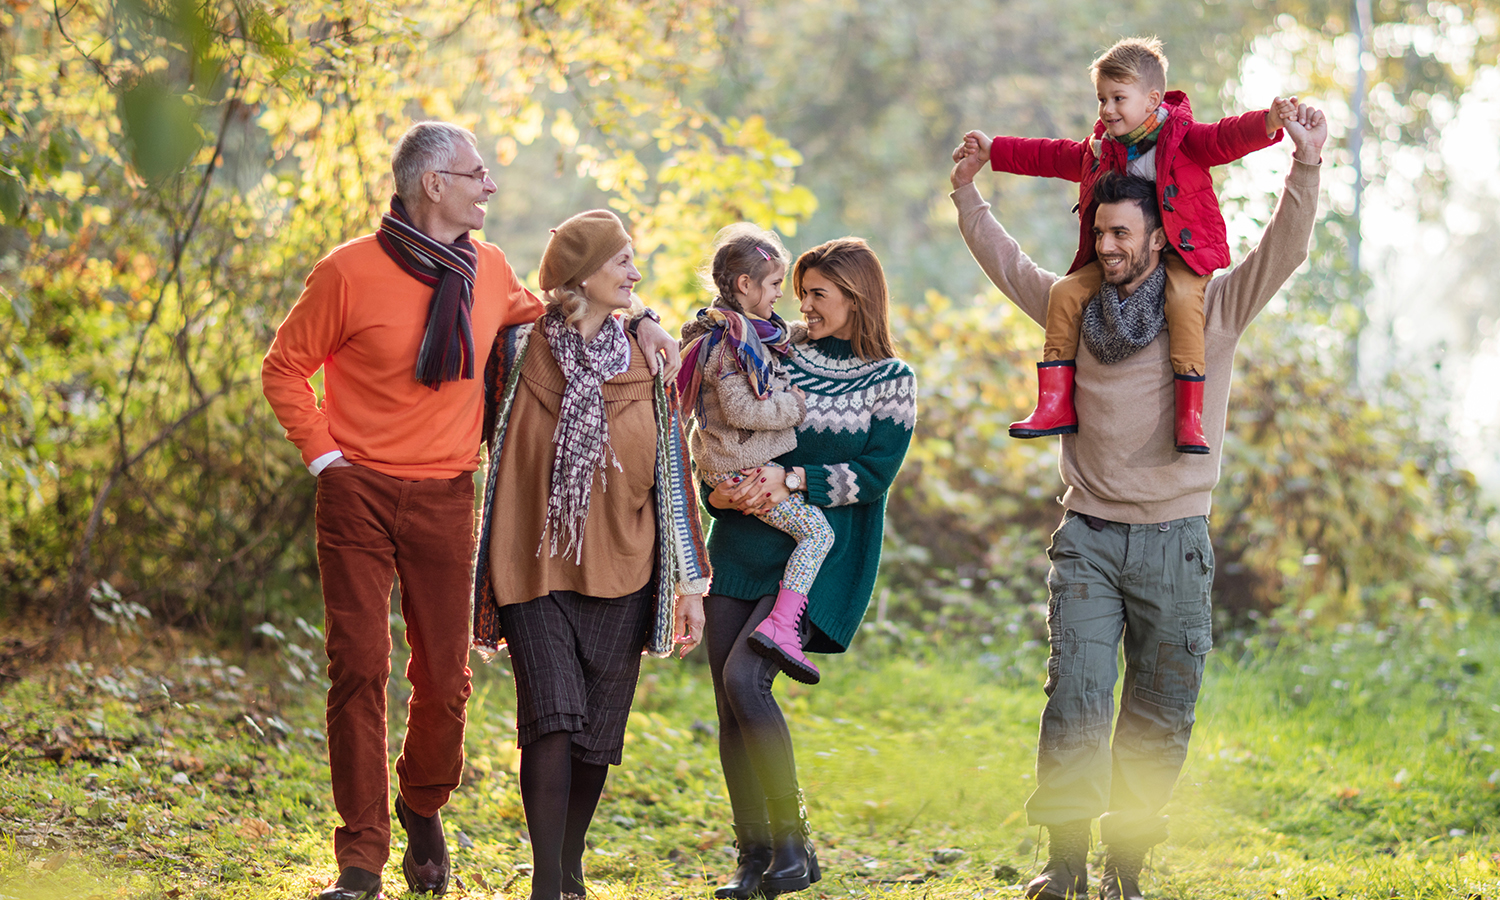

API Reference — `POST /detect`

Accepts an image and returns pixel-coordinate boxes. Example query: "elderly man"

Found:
[951,106,1326,899]
[262,121,680,900]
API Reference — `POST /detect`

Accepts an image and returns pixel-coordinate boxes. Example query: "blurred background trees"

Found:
[3,0,1498,648]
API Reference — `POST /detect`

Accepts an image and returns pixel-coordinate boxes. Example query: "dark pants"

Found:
[1026,511,1215,847]
[705,593,800,824]
[315,464,477,873]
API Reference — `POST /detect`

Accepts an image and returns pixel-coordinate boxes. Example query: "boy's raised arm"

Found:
[1179,107,1285,168]
[989,135,1093,183]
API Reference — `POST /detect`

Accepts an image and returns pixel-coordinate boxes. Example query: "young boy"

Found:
[959,36,1295,453]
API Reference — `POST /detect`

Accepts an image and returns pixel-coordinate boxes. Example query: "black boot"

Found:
[1098,841,1147,900]
[760,791,820,894]
[713,821,774,899]
[395,794,450,894]
[317,867,381,900]
[1024,821,1090,899]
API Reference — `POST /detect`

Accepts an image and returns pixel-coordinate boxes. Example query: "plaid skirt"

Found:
[498,584,653,766]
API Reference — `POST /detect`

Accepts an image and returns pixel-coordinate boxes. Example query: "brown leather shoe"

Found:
[395,795,450,895]
[317,866,381,900]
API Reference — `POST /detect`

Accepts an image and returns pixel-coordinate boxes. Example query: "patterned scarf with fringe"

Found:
[539,311,632,563]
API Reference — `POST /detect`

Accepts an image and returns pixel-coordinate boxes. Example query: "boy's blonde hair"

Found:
[1090,36,1168,95]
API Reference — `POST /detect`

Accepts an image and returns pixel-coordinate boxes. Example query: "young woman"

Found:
[702,237,916,899]
[470,209,709,900]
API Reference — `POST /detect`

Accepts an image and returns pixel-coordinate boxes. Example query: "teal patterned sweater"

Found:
[703,336,917,652]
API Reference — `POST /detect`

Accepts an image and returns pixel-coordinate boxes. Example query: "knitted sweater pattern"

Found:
[688,337,805,476]
[704,336,916,652]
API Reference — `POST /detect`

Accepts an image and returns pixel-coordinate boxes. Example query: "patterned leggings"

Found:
[705,465,833,595]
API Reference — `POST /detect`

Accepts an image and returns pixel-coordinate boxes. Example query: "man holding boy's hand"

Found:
[951,104,1326,899]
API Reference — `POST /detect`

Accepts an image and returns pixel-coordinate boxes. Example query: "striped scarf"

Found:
[1107,105,1169,162]
[376,195,478,390]
[676,306,793,418]
[539,311,632,564]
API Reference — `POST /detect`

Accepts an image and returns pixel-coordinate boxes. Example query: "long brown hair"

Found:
[792,238,898,361]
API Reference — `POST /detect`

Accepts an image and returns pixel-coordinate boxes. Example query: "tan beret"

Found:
[539,209,631,291]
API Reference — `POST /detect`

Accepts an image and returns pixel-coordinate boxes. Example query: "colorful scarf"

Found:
[676,306,793,418]
[539,311,632,564]
[1107,105,1169,162]
[375,195,478,390]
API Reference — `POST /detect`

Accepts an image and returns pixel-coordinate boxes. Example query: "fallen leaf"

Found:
[237,817,272,840]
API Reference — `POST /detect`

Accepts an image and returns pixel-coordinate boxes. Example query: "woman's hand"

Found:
[750,467,791,515]
[673,592,705,658]
[707,469,760,511]
[706,467,791,515]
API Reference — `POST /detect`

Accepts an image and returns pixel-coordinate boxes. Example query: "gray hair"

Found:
[391,122,477,204]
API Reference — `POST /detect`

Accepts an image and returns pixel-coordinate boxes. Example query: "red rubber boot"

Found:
[1010,361,1078,438]
[748,585,820,685]
[1174,374,1209,454]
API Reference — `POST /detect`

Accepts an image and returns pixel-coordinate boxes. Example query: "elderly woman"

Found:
[470,209,709,900]
[701,238,916,899]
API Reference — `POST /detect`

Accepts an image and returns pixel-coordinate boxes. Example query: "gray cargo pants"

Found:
[1024,510,1214,847]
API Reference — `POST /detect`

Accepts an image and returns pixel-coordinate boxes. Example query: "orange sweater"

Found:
[262,234,544,480]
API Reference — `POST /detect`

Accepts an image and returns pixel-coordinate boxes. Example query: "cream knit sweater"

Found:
[686,324,809,476]
[952,159,1321,524]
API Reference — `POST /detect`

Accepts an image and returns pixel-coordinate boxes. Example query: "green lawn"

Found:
[2,609,1498,899]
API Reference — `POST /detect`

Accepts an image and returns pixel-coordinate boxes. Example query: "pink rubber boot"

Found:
[748,585,821,685]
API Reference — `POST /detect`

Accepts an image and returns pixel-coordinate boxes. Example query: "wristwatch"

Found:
[783,469,803,492]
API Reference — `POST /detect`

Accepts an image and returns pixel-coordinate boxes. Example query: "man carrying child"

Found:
[951,81,1328,899]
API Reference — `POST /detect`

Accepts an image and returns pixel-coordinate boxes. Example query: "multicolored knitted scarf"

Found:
[375,195,478,390]
[676,306,793,418]
[1107,105,1169,162]
[539,311,632,564]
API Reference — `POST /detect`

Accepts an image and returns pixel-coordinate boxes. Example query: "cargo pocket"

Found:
[1143,623,1211,710]
[1173,526,1214,619]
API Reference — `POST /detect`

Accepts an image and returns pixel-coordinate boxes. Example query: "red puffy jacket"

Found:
[989,91,1281,276]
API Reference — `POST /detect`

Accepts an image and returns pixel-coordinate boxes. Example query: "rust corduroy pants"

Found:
[315,463,477,873]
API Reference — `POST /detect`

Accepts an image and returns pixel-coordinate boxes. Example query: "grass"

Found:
[2,607,1499,899]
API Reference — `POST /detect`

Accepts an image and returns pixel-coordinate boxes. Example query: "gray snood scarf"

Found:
[1081,262,1168,365]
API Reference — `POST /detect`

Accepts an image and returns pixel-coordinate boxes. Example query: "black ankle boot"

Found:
[1024,820,1090,899]
[761,791,819,894]
[1099,841,1147,900]
[317,867,381,900]
[713,821,774,899]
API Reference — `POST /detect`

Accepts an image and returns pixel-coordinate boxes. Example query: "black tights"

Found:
[704,593,800,825]
[518,731,610,900]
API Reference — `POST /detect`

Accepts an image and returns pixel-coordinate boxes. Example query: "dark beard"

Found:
[1103,244,1154,293]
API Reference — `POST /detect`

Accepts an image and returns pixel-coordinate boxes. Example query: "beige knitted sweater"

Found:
[687,324,808,476]
[952,159,1321,524]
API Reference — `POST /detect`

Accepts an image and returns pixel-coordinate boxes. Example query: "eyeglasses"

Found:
[434,168,491,182]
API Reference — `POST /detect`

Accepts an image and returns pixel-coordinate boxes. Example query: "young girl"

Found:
[678,224,831,686]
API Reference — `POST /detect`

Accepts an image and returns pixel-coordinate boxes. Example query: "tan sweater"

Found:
[687,333,806,476]
[486,327,658,605]
[952,159,1321,524]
